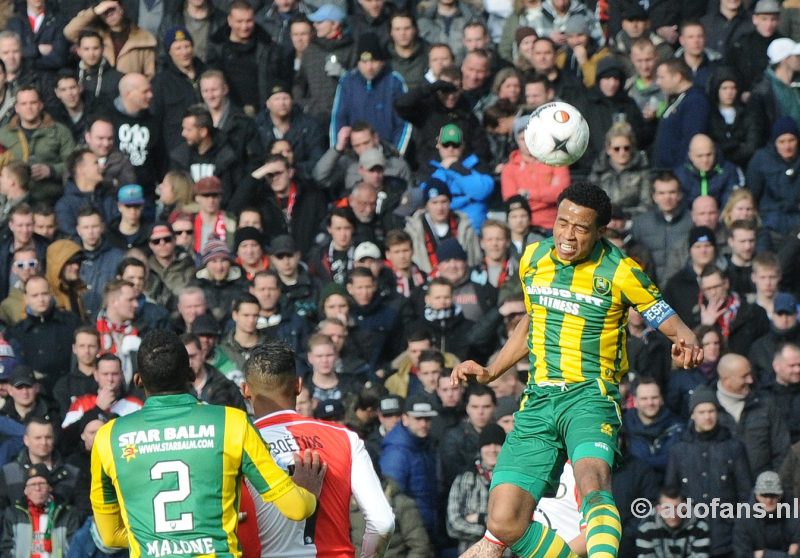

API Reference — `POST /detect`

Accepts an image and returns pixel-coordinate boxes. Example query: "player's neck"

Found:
[252,394,295,418]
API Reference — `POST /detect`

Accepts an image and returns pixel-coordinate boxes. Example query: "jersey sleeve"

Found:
[90,420,129,549]
[618,258,676,330]
[235,409,296,503]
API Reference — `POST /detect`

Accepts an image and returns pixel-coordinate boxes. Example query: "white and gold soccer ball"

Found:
[524,101,590,167]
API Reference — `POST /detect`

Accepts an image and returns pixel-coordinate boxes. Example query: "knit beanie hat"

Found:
[689,387,718,412]
[771,116,800,142]
[515,26,537,46]
[479,423,507,447]
[201,238,233,266]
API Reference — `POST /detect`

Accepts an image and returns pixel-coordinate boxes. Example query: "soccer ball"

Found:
[524,101,590,167]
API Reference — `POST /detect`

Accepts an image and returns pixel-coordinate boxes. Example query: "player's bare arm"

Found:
[451,314,531,385]
[657,314,704,369]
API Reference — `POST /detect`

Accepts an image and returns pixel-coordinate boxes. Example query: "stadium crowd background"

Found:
[0,0,797,554]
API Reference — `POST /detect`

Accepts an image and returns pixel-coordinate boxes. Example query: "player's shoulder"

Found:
[520,238,553,272]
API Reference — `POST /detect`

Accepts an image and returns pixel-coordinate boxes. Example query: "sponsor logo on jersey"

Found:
[122,443,138,462]
[600,423,614,437]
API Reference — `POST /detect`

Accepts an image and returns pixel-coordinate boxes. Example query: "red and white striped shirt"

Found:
[249,410,394,558]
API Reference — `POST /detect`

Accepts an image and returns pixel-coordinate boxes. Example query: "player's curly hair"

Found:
[557,181,612,227]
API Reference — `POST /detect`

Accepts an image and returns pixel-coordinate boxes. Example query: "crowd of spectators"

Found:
[0,0,797,555]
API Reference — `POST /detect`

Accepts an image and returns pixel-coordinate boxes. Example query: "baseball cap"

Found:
[191,313,221,337]
[308,4,346,22]
[268,235,297,256]
[265,79,291,99]
[26,464,51,485]
[405,394,438,418]
[11,365,36,388]
[379,395,404,416]
[621,3,648,20]
[564,14,590,35]
[423,178,451,201]
[688,226,716,248]
[754,0,781,14]
[438,123,463,145]
[359,148,386,170]
[754,471,783,496]
[768,38,800,65]
[774,292,798,315]
[314,399,345,421]
[0,338,17,382]
[493,396,518,421]
[118,184,144,205]
[354,241,381,261]
[194,176,223,196]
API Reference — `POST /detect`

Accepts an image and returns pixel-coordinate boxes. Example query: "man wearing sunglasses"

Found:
[147,223,197,305]
[0,204,48,301]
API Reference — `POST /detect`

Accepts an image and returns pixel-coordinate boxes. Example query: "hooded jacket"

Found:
[78,239,126,319]
[45,239,87,321]
[707,66,754,169]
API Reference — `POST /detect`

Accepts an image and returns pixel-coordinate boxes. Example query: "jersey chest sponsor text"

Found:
[117,424,216,456]
[525,283,609,317]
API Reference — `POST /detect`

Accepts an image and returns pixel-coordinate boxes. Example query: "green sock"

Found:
[581,490,621,558]
[508,521,576,558]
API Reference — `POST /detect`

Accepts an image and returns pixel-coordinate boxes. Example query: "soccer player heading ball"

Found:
[452,181,703,558]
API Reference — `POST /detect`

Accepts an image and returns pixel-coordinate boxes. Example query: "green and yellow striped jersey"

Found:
[519,237,674,385]
[91,393,295,558]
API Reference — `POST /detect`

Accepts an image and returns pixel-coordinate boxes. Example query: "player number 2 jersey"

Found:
[91,393,294,558]
[519,237,674,385]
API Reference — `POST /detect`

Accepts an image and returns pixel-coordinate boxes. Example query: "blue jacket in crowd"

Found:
[55,181,119,237]
[746,144,800,237]
[623,407,684,476]
[654,86,710,169]
[330,66,411,154]
[380,423,438,534]
[673,155,744,206]
[429,154,494,233]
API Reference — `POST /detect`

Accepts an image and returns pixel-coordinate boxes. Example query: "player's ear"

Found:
[295,376,303,396]
[133,373,143,388]
[598,225,607,237]
[241,381,252,400]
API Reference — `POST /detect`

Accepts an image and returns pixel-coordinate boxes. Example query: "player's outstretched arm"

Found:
[657,314,704,369]
[451,314,531,386]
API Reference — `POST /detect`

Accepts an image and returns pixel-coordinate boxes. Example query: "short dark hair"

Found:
[418,349,445,368]
[465,383,496,404]
[77,29,103,45]
[183,104,213,133]
[15,85,41,102]
[229,0,254,13]
[657,58,692,82]
[233,292,260,313]
[389,11,417,30]
[73,325,100,342]
[77,205,103,221]
[428,277,453,292]
[55,69,79,88]
[327,206,357,229]
[556,181,612,227]
[633,376,661,397]
[351,121,375,135]
[244,340,297,396]
[700,265,727,281]
[264,153,290,169]
[385,229,412,248]
[116,256,146,277]
[347,267,374,284]
[660,485,683,501]
[137,330,193,393]
[728,219,758,235]
[180,332,201,351]
[523,71,552,90]
[253,269,280,284]
[66,146,94,178]
[97,352,122,368]
[406,329,432,344]
[3,160,30,190]
[32,203,54,218]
